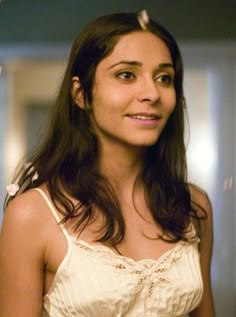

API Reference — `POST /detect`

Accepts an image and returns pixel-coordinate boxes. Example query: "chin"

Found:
[137,134,160,145]
[132,137,159,148]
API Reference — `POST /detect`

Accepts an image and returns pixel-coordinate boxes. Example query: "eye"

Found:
[116,71,136,80]
[157,74,174,85]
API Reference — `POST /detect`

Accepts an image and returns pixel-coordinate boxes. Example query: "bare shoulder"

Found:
[189,184,212,221]
[189,184,213,254]
[3,188,48,230]
[0,187,52,316]
[1,186,53,249]
[188,190,215,315]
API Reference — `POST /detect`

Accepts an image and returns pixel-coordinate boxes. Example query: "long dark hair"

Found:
[5,12,203,244]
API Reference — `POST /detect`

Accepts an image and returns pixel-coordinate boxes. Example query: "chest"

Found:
[43,238,203,317]
[45,206,181,277]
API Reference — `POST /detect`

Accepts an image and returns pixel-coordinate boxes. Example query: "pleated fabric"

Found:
[36,188,203,317]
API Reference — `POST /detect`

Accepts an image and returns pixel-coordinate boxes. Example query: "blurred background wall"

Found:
[0,1,235,316]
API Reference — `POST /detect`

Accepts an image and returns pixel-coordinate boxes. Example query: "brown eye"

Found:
[117,71,135,80]
[157,74,173,85]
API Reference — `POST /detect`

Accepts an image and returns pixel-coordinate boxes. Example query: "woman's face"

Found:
[90,31,176,150]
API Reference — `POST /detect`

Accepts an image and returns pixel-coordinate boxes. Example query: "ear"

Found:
[71,76,85,109]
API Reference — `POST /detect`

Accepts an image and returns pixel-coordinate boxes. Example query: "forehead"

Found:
[101,31,172,66]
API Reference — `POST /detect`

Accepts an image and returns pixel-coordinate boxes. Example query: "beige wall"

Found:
[4,60,66,183]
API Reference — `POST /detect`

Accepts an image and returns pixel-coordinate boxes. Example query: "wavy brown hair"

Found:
[5,12,204,245]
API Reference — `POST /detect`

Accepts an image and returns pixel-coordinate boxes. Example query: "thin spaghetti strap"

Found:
[33,188,71,240]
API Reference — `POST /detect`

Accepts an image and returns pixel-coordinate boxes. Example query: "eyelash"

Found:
[115,71,174,85]
[116,71,135,80]
[157,74,174,85]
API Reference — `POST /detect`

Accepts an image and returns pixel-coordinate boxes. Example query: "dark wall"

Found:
[0,0,236,44]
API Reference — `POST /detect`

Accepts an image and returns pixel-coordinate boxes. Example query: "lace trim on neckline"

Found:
[69,222,199,267]
[70,237,190,270]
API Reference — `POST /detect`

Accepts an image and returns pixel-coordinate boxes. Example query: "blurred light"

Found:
[5,134,24,181]
[187,135,217,189]
[223,176,233,192]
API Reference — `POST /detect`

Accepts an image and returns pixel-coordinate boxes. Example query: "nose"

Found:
[137,77,160,104]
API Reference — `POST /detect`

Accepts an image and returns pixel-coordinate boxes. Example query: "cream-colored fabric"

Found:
[36,188,203,317]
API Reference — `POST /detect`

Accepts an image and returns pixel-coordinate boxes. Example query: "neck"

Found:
[98,141,145,194]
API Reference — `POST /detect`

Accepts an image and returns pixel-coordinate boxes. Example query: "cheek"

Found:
[90,90,122,126]
[92,86,131,112]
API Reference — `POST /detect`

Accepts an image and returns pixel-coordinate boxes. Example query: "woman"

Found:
[0,11,215,316]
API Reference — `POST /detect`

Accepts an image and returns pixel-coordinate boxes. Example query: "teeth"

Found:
[130,115,157,120]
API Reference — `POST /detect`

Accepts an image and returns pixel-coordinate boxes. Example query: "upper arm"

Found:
[189,186,215,317]
[0,192,46,317]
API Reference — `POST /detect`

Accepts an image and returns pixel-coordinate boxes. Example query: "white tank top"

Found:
[35,188,203,317]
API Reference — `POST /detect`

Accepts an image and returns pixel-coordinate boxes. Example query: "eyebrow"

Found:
[107,60,174,70]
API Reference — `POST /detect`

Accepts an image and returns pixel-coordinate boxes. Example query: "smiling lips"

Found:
[126,112,161,127]
[127,112,161,119]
